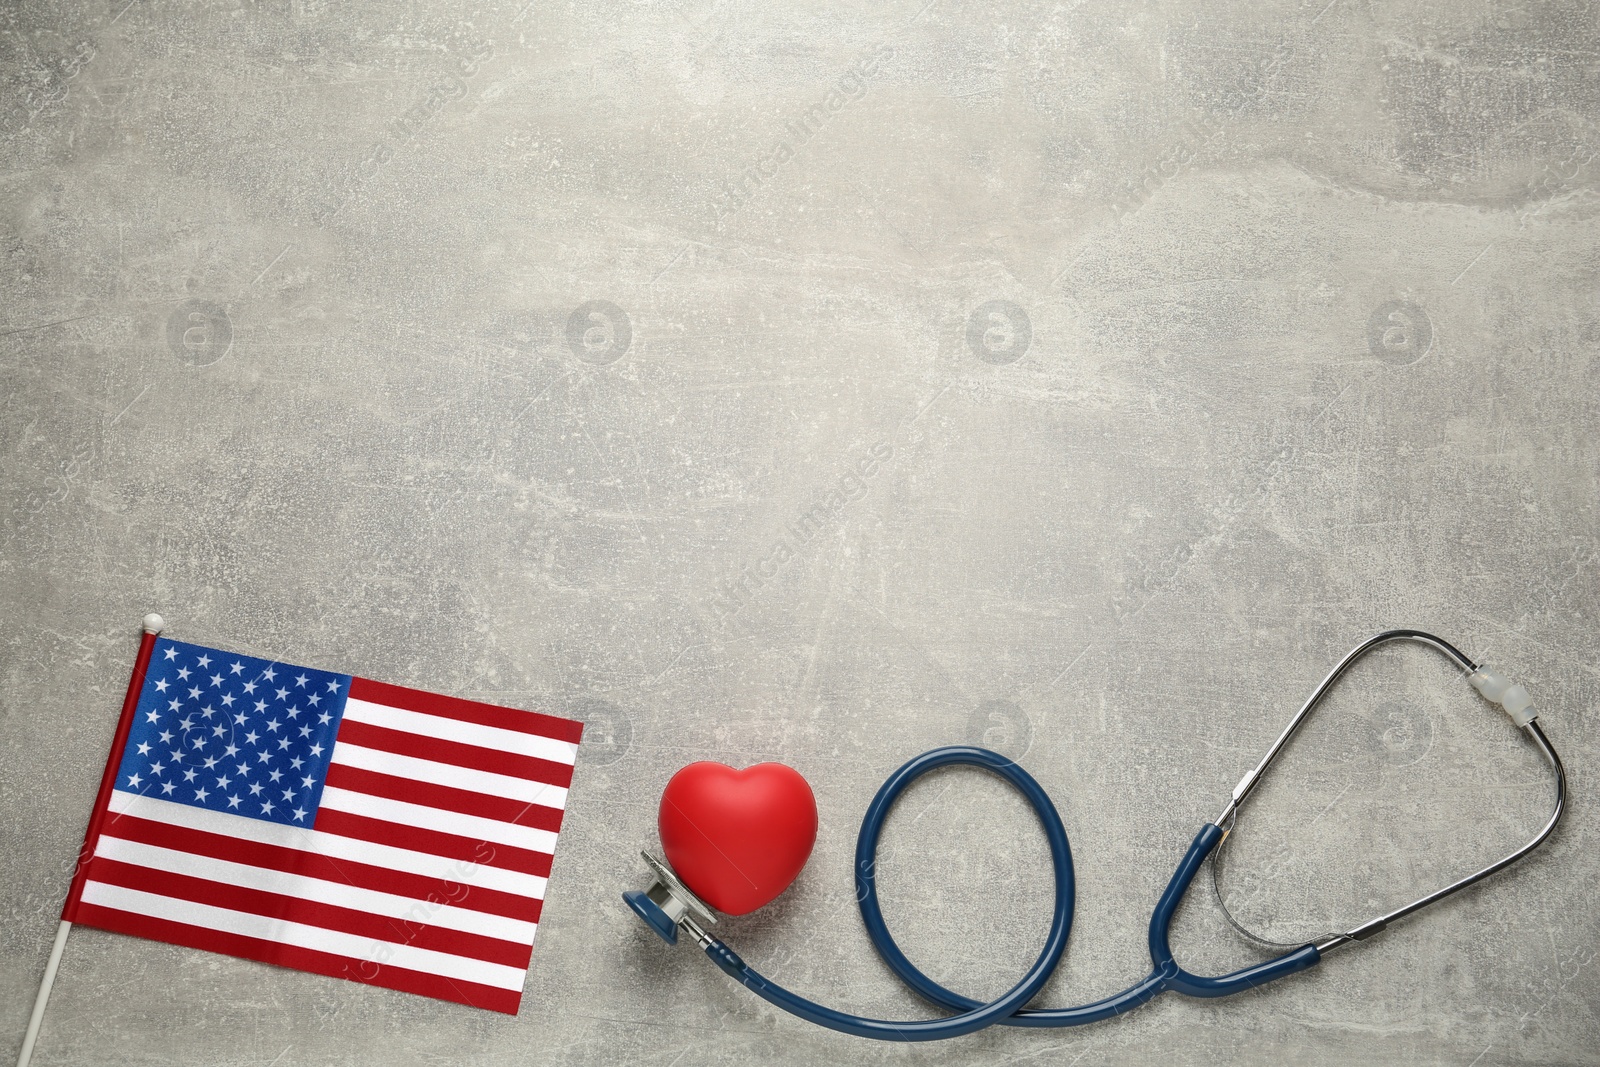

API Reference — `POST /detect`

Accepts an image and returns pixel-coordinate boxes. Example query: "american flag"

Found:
[63,636,583,1014]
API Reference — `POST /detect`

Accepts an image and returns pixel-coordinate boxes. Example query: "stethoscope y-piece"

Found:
[624,630,1567,1041]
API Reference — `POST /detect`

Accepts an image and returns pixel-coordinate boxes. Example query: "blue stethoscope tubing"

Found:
[644,630,1567,1042]
[700,747,1317,1041]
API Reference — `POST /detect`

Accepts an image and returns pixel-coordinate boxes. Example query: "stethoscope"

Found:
[624,630,1567,1041]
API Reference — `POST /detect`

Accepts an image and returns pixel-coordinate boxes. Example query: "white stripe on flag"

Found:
[318,788,560,854]
[342,697,579,766]
[331,742,570,810]
[80,881,527,990]
[105,792,549,898]
[95,836,537,944]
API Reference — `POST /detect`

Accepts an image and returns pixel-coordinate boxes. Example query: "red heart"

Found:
[658,761,818,916]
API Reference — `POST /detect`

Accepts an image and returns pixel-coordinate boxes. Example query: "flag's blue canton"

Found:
[113,638,352,827]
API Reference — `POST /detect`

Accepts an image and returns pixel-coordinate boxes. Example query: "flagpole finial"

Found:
[142,613,165,634]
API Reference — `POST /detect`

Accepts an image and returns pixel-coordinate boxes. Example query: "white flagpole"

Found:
[15,921,72,1067]
[16,613,164,1067]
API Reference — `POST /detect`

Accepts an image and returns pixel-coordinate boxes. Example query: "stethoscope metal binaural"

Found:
[624,630,1567,1041]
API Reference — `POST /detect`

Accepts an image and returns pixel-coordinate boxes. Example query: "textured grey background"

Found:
[2,0,1597,1063]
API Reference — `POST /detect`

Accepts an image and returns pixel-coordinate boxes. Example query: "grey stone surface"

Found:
[2,0,1597,1063]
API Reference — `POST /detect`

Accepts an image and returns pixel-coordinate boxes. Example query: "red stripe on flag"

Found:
[100,814,544,923]
[348,677,584,745]
[74,902,524,1014]
[85,857,534,969]
[312,808,554,879]
[325,764,566,831]
[335,718,574,788]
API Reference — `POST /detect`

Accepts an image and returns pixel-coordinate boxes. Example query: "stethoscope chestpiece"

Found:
[623,851,718,946]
